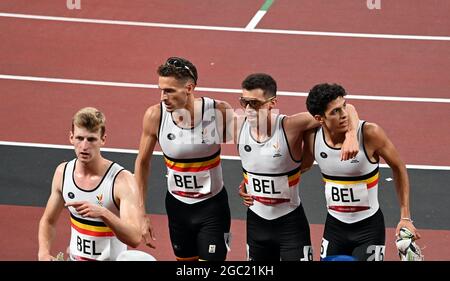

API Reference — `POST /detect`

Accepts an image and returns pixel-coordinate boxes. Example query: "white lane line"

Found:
[1,141,449,170]
[0,74,156,89]
[1,74,449,103]
[246,11,267,30]
[0,12,449,41]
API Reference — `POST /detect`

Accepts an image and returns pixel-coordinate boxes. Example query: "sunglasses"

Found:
[239,96,275,109]
[165,57,197,83]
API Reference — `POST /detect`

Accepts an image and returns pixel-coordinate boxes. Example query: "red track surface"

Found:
[4,205,448,261]
[0,1,449,261]
[0,80,448,165]
[260,0,450,36]
[0,18,449,98]
[0,0,264,27]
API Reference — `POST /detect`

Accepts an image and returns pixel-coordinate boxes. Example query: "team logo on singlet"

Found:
[96,194,104,206]
[320,152,328,158]
[244,145,252,152]
[272,142,282,158]
[68,192,75,199]
[167,133,176,140]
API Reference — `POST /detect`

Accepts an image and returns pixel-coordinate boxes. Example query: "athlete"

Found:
[238,74,359,261]
[134,57,232,261]
[302,83,421,261]
[38,107,143,261]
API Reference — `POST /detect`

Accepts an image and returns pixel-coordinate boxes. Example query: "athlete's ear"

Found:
[69,131,74,144]
[185,83,195,95]
[101,133,106,144]
[314,115,324,124]
[269,97,277,109]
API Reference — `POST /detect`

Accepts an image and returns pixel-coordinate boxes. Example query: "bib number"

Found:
[168,170,211,198]
[325,182,370,212]
[246,173,291,204]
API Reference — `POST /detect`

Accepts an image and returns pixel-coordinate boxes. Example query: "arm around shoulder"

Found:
[300,129,316,173]
[214,99,235,143]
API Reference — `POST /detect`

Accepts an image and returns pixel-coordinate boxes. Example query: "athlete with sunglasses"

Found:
[237,74,360,261]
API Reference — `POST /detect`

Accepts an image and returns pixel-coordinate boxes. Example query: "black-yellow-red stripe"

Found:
[242,167,301,187]
[70,213,114,237]
[322,167,379,189]
[164,150,221,172]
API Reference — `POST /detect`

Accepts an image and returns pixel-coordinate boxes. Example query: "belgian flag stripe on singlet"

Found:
[164,150,221,172]
[243,167,301,187]
[322,167,379,189]
[70,213,114,237]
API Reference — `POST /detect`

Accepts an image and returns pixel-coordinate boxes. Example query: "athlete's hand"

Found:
[142,214,156,249]
[65,201,105,218]
[341,130,359,161]
[396,220,421,240]
[238,180,254,207]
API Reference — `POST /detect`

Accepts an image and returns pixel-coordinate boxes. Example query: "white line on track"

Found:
[0,12,449,41]
[246,11,266,30]
[1,141,449,171]
[1,74,449,103]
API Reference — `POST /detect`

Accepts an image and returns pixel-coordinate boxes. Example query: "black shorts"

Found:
[165,188,231,261]
[321,208,386,261]
[247,204,312,261]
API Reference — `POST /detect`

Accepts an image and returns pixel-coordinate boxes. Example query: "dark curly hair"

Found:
[306,83,347,116]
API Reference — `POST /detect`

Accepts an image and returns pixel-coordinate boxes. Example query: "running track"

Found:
[0,0,449,261]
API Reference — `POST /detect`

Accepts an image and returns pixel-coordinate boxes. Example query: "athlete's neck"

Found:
[172,97,201,128]
[76,157,110,177]
[323,128,346,148]
[250,113,276,143]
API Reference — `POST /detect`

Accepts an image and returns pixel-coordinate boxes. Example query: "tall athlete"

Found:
[134,57,232,261]
[302,83,421,261]
[238,74,360,260]
[38,107,143,261]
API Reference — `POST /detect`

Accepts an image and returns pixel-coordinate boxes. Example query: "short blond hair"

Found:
[72,107,106,136]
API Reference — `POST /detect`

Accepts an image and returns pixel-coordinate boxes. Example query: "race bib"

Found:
[70,229,111,261]
[246,173,291,205]
[168,170,212,198]
[325,181,370,212]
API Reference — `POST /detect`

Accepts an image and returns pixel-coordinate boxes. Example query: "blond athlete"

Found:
[38,107,143,261]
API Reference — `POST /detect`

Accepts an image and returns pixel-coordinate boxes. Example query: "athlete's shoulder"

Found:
[114,169,139,196]
[213,99,233,111]
[54,162,68,175]
[52,162,68,191]
[362,122,389,149]
[114,168,134,184]
[362,122,385,138]
[144,103,162,119]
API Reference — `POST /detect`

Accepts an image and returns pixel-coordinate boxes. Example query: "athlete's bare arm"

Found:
[135,104,160,199]
[284,103,360,161]
[38,163,66,261]
[134,104,161,248]
[341,104,360,161]
[364,122,420,239]
[214,99,236,144]
[300,129,316,174]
